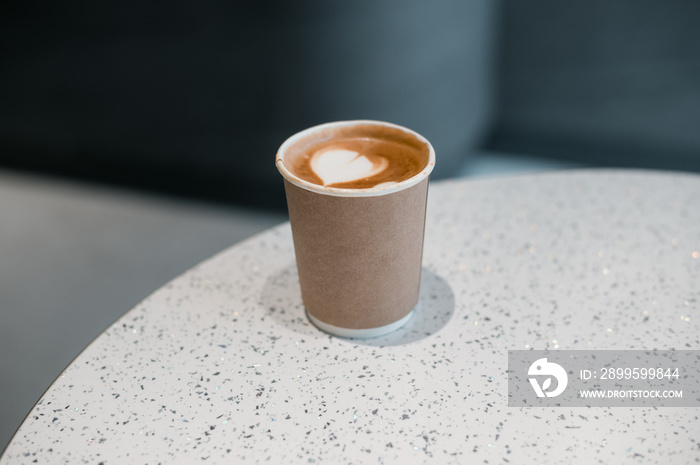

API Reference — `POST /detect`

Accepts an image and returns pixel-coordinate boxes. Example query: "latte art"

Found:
[280,124,430,189]
[310,148,389,186]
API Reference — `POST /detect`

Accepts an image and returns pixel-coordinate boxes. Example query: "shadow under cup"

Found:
[276,120,435,338]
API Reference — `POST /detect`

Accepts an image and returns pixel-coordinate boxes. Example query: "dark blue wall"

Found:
[0,1,493,207]
[488,0,700,172]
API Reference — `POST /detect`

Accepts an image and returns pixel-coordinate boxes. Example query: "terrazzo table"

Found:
[2,170,699,464]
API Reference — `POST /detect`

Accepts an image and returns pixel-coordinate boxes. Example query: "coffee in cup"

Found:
[276,120,435,338]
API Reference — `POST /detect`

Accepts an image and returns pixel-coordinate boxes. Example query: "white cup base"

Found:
[306,309,414,339]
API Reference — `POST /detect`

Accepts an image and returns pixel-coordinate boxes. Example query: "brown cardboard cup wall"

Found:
[284,177,429,329]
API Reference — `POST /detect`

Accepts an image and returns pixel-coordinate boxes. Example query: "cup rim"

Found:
[275,120,436,197]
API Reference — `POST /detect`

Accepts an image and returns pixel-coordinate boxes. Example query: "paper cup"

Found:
[276,120,435,338]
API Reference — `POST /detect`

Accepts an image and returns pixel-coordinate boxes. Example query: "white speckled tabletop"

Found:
[2,171,699,464]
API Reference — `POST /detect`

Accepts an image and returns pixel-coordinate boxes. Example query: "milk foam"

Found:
[310,147,388,186]
[279,122,431,190]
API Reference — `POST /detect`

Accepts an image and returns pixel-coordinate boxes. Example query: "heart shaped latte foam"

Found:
[310,148,388,186]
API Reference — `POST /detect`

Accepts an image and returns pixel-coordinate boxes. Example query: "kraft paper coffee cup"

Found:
[276,120,435,338]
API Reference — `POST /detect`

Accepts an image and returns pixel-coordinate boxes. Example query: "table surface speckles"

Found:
[2,170,699,464]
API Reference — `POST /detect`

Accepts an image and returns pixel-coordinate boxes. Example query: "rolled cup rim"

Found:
[275,120,436,197]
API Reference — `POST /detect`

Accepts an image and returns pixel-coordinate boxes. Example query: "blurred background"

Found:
[2,0,699,451]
